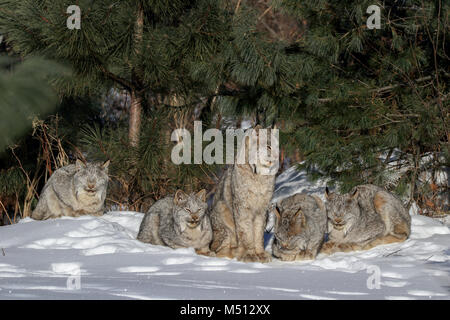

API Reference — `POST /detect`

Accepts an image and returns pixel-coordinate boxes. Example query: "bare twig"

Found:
[235,0,242,14]
[258,5,272,21]
[0,200,13,225]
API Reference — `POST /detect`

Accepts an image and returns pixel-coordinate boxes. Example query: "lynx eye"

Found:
[185,208,191,213]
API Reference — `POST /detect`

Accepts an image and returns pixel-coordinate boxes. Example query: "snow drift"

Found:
[0,167,449,300]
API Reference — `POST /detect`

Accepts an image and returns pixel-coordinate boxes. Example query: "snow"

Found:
[0,168,449,300]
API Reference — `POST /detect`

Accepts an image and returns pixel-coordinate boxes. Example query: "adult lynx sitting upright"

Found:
[209,126,278,263]
[322,184,411,253]
[32,160,110,220]
[137,190,212,254]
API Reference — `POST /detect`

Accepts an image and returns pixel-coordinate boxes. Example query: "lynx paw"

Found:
[295,250,315,261]
[238,250,271,263]
[256,251,272,263]
[337,243,359,252]
[215,247,234,259]
[320,242,337,254]
[238,252,258,263]
[195,247,215,257]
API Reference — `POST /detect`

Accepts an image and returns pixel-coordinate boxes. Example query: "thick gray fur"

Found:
[209,127,278,263]
[323,184,411,253]
[31,160,109,220]
[137,190,212,252]
[272,193,327,261]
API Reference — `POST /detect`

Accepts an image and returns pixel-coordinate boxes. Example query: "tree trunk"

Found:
[128,90,142,147]
[129,1,144,147]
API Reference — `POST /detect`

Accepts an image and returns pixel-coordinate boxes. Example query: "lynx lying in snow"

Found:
[322,184,411,254]
[272,193,327,261]
[31,160,110,220]
[137,190,212,254]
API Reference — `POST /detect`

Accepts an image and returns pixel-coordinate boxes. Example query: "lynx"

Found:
[272,193,327,261]
[322,184,411,254]
[209,126,278,263]
[137,190,212,254]
[31,160,110,220]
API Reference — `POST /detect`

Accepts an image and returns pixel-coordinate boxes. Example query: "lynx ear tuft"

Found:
[274,206,281,220]
[325,186,331,199]
[75,159,86,170]
[294,208,303,218]
[312,195,326,213]
[101,160,110,172]
[174,190,188,205]
[195,189,207,202]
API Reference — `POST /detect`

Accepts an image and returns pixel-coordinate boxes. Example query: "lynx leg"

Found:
[253,214,271,263]
[337,242,362,252]
[210,223,233,257]
[31,206,46,220]
[374,192,410,237]
[92,210,104,216]
[295,250,315,261]
[234,214,258,262]
[195,246,215,257]
[137,214,164,245]
[363,234,407,250]
[210,202,236,259]
[392,221,410,239]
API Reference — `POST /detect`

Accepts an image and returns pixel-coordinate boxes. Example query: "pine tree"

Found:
[0,0,231,147]
[276,0,449,208]
[0,0,299,211]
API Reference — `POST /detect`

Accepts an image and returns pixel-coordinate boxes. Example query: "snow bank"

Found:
[0,167,448,299]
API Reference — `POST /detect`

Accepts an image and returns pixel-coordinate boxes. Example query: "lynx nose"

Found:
[281,241,289,249]
[335,218,343,224]
[87,183,96,190]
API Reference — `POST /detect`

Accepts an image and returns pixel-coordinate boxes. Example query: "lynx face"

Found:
[273,207,306,259]
[237,126,279,176]
[73,160,109,202]
[173,189,207,230]
[253,144,279,176]
[325,188,360,233]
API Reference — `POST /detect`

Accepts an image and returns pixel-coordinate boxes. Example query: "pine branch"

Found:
[317,76,434,102]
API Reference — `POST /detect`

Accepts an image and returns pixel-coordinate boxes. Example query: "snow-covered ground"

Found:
[0,167,449,299]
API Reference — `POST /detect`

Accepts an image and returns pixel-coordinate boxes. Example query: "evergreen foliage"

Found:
[80,108,221,211]
[0,56,65,150]
[0,0,231,109]
[0,0,447,217]
[276,0,449,205]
